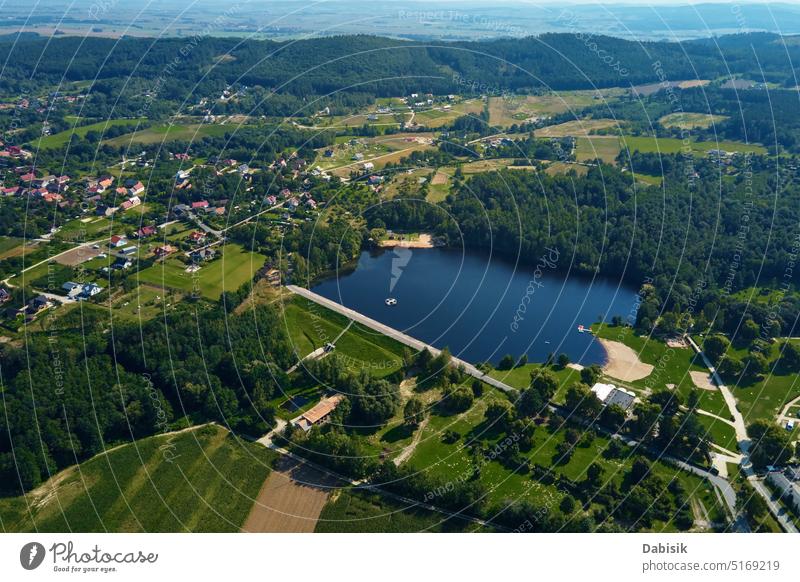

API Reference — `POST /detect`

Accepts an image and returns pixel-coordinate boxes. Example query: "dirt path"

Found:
[393,417,429,466]
[597,338,654,382]
[240,456,344,533]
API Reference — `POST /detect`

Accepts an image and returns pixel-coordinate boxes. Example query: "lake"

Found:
[310,247,640,366]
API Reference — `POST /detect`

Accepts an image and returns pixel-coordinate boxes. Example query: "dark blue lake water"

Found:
[311,247,639,366]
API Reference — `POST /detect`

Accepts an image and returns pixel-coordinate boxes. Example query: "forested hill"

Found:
[0,32,798,115]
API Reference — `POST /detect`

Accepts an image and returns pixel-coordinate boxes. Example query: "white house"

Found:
[591,382,636,411]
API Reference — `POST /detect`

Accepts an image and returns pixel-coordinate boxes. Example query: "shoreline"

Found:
[377,233,435,249]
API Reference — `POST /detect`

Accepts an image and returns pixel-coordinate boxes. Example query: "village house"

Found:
[190,248,216,262]
[120,196,142,211]
[189,231,206,243]
[137,225,157,238]
[154,244,176,258]
[0,288,11,303]
[291,394,344,432]
[191,200,209,210]
[109,235,127,248]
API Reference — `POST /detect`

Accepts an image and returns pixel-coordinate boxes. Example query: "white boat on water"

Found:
[385,298,397,306]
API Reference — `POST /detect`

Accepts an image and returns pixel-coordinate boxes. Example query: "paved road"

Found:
[686,335,798,533]
[286,285,518,396]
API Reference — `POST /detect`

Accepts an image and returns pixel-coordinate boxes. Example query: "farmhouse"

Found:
[591,382,636,412]
[291,394,344,433]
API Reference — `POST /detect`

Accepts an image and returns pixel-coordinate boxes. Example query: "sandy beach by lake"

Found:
[378,233,434,248]
[597,338,654,382]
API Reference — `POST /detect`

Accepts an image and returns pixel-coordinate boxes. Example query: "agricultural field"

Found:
[536,118,621,137]
[137,243,267,300]
[575,136,622,163]
[0,236,26,259]
[659,113,728,129]
[111,284,185,321]
[488,90,625,127]
[413,100,484,128]
[0,425,275,532]
[315,133,436,177]
[620,135,767,155]
[33,118,145,149]
[103,123,230,147]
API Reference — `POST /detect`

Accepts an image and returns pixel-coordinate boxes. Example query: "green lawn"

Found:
[137,243,266,300]
[592,324,730,419]
[487,363,582,402]
[620,135,766,155]
[280,295,406,377]
[103,123,230,147]
[33,118,145,149]
[316,490,479,532]
[0,425,275,532]
[729,340,800,423]
[407,392,726,530]
[695,414,739,453]
[54,216,114,241]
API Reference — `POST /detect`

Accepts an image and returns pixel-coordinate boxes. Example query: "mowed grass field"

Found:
[0,425,275,532]
[103,123,230,147]
[488,90,625,127]
[575,136,622,163]
[659,113,728,130]
[537,118,621,137]
[316,490,479,532]
[33,118,145,149]
[280,295,405,376]
[620,135,766,155]
[137,243,266,300]
[406,389,726,530]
